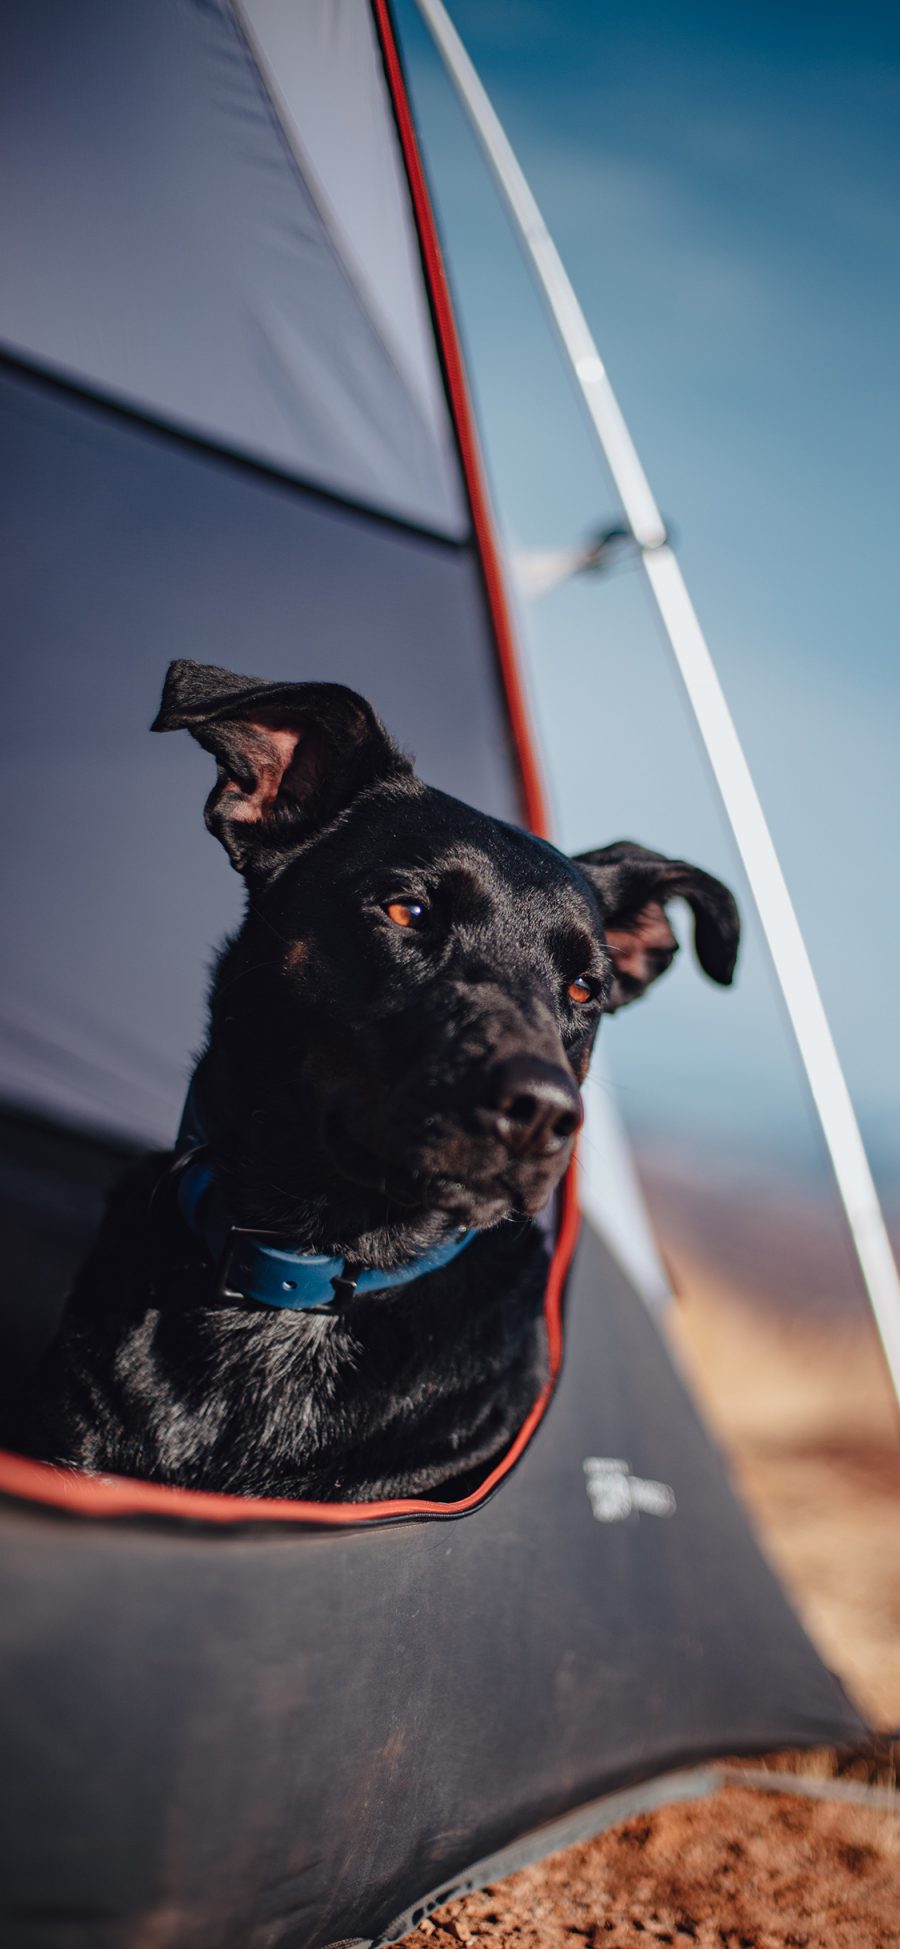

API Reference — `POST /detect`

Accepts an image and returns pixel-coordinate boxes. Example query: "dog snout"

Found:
[484,1057,582,1160]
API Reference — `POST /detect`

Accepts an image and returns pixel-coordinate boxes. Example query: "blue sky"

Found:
[396,0,900,1201]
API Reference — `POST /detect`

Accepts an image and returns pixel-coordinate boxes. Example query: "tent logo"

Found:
[583,1458,677,1523]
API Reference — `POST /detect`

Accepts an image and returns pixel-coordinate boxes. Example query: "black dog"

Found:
[8,661,739,1502]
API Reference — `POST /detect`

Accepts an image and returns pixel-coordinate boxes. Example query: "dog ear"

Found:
[152,659,412,877]
[575,840,740,1011]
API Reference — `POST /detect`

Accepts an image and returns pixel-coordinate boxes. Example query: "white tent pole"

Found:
[413,0,900,1411]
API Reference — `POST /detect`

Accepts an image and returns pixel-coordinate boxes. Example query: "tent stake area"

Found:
[411,0,900,1418]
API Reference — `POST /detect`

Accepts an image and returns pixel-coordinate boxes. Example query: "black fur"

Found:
[6,662,739,1501]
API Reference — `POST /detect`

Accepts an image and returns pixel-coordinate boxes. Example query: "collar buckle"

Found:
[214,1221,311,1308]
[329,1265,362,1309]
[213,1222,357,1315]
[215,1222,265,1306]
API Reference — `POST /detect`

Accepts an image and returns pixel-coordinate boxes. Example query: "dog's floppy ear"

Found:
[575,840,740,1011]
[152,659,412,877]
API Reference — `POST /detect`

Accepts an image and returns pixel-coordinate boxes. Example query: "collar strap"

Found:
[175,1148,476,1314]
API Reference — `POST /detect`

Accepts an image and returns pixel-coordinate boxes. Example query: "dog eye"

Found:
[385,899,427,929]
[567,974,595,1005]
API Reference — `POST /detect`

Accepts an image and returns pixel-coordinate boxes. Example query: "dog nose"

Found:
[486,1057,583,1159]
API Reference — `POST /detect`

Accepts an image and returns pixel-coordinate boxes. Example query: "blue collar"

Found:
[174,1098,477,1314]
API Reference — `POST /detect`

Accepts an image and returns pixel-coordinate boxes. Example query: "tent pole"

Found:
[412,0,900,1413]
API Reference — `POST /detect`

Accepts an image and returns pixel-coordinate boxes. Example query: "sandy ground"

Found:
[403,1213,900,1949]
[664,1240,900,1729]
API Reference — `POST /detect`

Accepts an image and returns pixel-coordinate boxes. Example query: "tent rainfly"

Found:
[0,4,868,1946]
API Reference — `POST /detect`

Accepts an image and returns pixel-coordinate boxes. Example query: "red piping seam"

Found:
[370,0,549,841]
[0,0,577,1528]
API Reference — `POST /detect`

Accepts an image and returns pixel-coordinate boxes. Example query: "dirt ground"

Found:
[405,1779,898,1949]
[403,1221,900,1949]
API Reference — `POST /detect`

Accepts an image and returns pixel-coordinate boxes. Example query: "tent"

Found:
[0,4,867,1946]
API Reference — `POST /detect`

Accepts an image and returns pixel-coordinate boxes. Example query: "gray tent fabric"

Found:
[0,0,465,536]
[238,0,455,459]
[0,0,523,1146]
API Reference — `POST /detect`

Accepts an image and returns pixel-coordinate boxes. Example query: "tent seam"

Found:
[226,0,462,505]
[368,0,550,837]
[0,344,467,552]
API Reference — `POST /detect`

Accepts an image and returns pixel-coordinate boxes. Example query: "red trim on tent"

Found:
[370,0,549,840]
[0,1,577,1529]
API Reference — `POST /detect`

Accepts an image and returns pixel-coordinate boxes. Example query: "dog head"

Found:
[154,661,739,1256]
